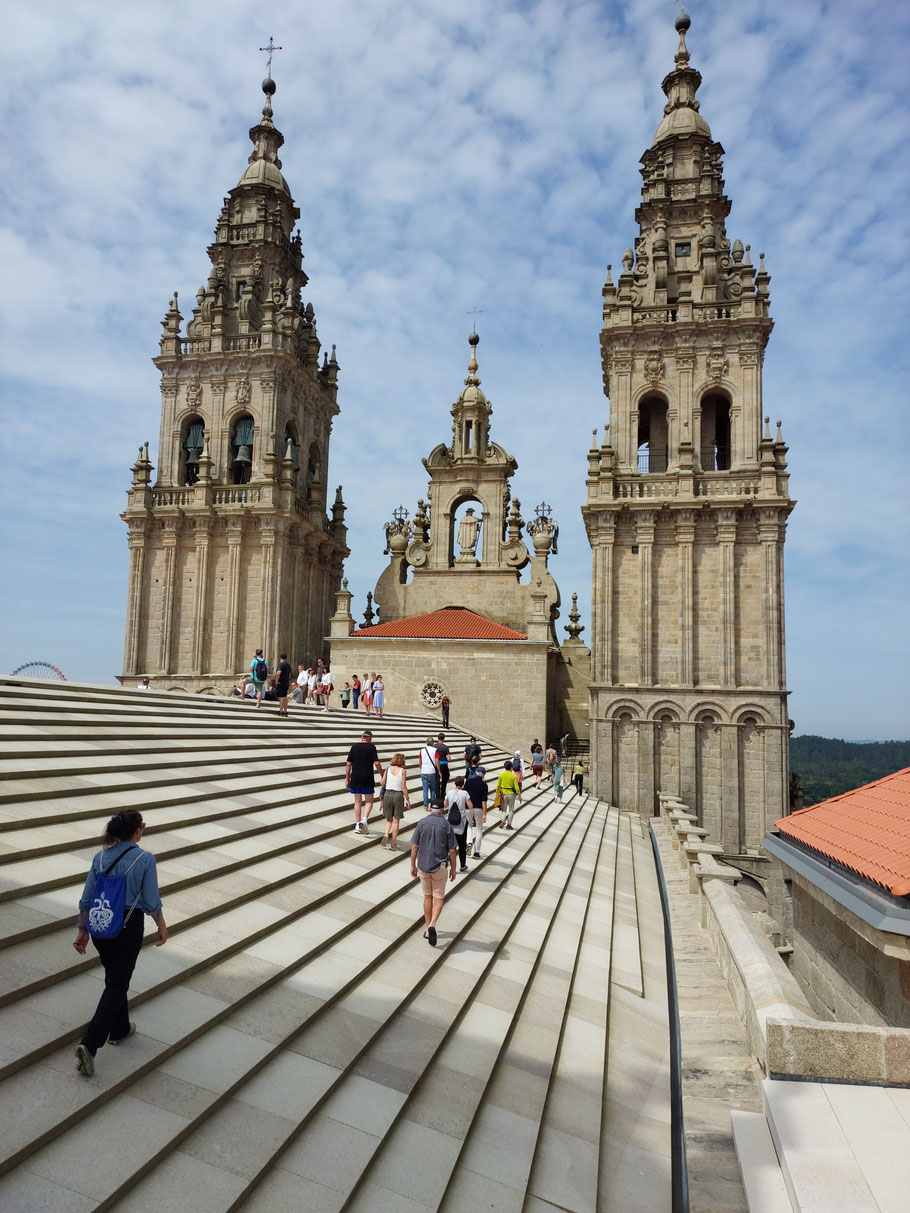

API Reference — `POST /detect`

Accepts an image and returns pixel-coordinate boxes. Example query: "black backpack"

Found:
[447,797,463,829]
[254,658,268,681]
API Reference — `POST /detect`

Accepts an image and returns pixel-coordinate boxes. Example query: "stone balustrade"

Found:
[656,792,910,1083]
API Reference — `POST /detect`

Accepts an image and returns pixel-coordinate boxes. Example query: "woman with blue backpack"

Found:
[72,809,168,1077]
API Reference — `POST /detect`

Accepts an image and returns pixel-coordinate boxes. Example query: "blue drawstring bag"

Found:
[87,845,143,939]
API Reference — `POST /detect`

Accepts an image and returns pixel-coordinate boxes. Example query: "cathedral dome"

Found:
[652,105,711,143]
[236,158,290,193]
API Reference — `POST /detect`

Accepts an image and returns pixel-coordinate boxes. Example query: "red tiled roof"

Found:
[352,607,527,641]
[775,767,910,896]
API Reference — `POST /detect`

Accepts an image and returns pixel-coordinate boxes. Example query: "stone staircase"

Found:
[0,677,674,1211]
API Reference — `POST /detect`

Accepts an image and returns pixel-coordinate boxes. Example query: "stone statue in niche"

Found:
[456,508,481,562]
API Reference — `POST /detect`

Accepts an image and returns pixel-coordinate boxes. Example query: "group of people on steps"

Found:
[74,702,587,1077]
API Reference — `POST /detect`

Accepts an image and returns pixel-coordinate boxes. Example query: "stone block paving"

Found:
[0,677,679,1210]
[655,829,763,1212]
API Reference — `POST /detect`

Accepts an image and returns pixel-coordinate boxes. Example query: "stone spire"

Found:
[651,9,712,145]
[449,331,493,463]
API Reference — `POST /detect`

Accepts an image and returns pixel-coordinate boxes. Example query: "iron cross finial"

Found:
[259,36,283,77]
[467,305,483,334]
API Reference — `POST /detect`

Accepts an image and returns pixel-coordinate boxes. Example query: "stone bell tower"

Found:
[582,12,795,858]
[373,332,560,635]
[119,73,348,691]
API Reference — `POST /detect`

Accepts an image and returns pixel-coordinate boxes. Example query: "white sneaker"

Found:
[359,822,369,835]
[353,824,361,834]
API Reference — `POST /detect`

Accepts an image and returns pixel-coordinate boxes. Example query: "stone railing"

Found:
[657,793,910,1084]
[151,488,194,508]
[213,487,261,506]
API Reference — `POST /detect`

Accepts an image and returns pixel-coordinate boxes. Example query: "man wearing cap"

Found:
[345,730,383,835]
[410,797,457,946]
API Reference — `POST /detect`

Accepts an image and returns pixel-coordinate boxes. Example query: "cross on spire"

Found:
[467,305,483,334]
[259,36,283,77]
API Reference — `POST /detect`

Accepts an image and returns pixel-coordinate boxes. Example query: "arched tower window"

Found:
[637,396,668,473]
[231,415,254,485]
[182,416,205,486]
[701,393,731,471]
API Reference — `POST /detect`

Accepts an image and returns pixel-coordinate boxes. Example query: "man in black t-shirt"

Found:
[464,767,489,859]
[435,733,451,799]
[463,737,482,778]
[345,730,383,836]
[275,653,292,717]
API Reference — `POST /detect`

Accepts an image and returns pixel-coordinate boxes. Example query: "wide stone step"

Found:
[598,813,673,1209]
[0,797,581,1206]
[0,783,557,1028]
[127,800,606,1212]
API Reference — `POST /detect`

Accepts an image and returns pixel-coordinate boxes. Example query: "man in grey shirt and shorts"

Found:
[410,798,456,947]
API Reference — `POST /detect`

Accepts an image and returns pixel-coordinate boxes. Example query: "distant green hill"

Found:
[790,735,910,807]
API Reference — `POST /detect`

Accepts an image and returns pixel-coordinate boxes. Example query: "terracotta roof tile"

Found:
[775,767,910,896]
[352,607,527,641]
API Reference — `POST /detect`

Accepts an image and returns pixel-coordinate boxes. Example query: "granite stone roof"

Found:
[775,767,910,896]
[352,606,528,641]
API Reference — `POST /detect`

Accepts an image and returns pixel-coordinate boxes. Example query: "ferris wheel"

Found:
[10,661,67,681]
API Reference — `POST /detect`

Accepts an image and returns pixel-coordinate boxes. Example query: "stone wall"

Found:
[777,870,910,1029]
[326,635,549,758]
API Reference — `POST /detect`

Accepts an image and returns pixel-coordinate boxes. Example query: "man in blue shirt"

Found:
[410,798,456,946]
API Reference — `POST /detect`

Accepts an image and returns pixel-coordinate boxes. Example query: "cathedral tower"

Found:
[120,74,348,691]
[583,13,794,857]
[373,332,560,634]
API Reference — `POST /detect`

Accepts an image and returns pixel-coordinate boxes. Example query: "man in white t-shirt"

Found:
[418,737,441,806]
[292,664,307,704]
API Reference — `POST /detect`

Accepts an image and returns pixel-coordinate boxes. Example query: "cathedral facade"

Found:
[119,77,347,692]
[583,13,795,856]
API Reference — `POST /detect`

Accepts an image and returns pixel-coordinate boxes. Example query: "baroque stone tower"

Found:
[582,12,795,857]
[373,332,559,635]
[120,75,348,691]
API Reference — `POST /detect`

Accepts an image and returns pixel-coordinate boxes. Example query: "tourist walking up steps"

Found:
[496,760,522,830]
[379,753,410,850]
[419,737,441,806]
[573,759,586,796]
[464,766,489,858]
[73,810,168,1077]
[445,776,472,872]
[345,730,383,835]
[553,759,565,800]
[247,648,268,707]
[410,798,457,947]
[435,733,451,800]
[275,653,291,717]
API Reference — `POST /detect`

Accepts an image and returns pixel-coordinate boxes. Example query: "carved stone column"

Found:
[158,520,179,675]
[675,509,696,686]
[715,508,738,687]
[593,515,616,684]
[224,518,244,673]
[637,510,656,685]
[122,525,147,675]
[757,506,783,689]
[191,518,212,675]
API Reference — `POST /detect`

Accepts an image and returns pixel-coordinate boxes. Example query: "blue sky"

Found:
[0,0,907,739]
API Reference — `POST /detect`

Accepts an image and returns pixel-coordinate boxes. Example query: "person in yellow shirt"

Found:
[496,760,522,830]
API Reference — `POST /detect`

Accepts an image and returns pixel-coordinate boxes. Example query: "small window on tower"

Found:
[675,242,691,258]
[234,280,246,301]
[464,420,473,452]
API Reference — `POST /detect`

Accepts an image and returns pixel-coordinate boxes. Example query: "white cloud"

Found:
[0,0,907,737]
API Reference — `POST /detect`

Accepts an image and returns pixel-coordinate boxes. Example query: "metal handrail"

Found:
[647,819,690,1213]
